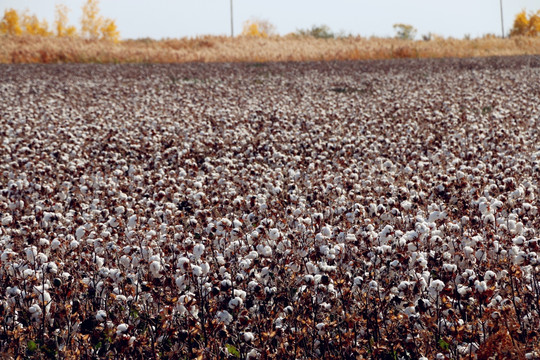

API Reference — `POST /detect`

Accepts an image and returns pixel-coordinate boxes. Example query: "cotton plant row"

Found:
[0,57,539,359]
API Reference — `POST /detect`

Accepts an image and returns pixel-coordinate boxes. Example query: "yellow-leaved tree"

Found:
[0,8,23,35]
[21,11,52,36]
[80,0,102,39]
[55,4,77,37]
[101,18,119,42]
[510,9,540,37]
[80,0,119,41]
[242,18,275,38]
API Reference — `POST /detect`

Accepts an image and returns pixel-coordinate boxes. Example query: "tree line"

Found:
[0,0,119,42]
[2,4,539,42]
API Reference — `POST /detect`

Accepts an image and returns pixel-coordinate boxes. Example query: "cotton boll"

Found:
[463,246,474,258]
[75,226,85,240]
[177,257,190,270]
[268,228,280,241]
[115,295,127,302]
[193,243,205,259]
[200,262,210,276]
[29,304,42,319]
[482,213,495,224]
[443,263,457,272]
[430,280,445,293]
[243,332,254,342]
[51,238,61,250]
[259,245,272,257]
[474,280,487,293]
[45,262,58,274]
[513,236,525,246]
[1,214,13,226]
[23,269,35,279]
[484,270,496,281]
[321,226,332,237]
[25,246,37,264]
[404,305,416,317]
[217,310,233,325]
[228,297,243,309]
[192,265,202,277]
[120,255,131,268]
[127,215,137,228]
[149,261,161,277]
[116,323,129,335]
[96,310,107,322]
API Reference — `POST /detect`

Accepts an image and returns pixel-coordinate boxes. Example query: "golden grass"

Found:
[1,34,540,63]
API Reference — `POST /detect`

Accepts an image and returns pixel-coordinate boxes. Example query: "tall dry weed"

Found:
[1,35,539,63]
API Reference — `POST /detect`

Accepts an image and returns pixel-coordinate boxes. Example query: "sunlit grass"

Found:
[1,34,540,63]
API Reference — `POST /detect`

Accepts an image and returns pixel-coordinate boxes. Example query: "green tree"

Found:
[393,23,417,40]
[296,25,334,39]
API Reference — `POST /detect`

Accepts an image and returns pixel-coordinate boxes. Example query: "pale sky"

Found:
[2,0,539,40]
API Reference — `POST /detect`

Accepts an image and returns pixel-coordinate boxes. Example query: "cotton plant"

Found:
[1,59,539,358]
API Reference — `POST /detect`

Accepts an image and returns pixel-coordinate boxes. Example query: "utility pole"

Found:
[499,0,504,38]
[230,0,234,37]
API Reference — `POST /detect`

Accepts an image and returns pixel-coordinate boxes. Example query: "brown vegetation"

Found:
[1,34,540,64]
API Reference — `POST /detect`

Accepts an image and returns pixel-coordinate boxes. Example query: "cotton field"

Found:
[0,57,539,359]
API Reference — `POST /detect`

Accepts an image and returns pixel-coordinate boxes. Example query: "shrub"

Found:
[393,23,417,40]
[296,25,334,39]
[241,18,276,38]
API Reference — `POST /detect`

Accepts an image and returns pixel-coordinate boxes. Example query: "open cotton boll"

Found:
[116,323,129,335]
[96,310,107,322]
[429,280,445,293]
[127,215,137,228]
[217,310,233,325]
[51,238,61,250]
[321,226,332,237]
[1,214,13,226]
[513,236,525,246]
[228,297,243,309]
[268,228,280,241]
[257,245,273,257]
[243,332,254,342]
[149,261,162,276]
[75,226,85,240]
[29,304,42,319]
[474,280,488,293]
[246,349,261,360]
[192,265,203,277]
[193,243,205,259]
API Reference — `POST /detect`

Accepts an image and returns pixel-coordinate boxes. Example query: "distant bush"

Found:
[393,23,417,40]
[296,25,334,39]
[241,18,276,38]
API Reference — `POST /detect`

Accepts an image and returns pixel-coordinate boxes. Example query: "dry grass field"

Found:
[1,34,540,63]
[1,56,539,359]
